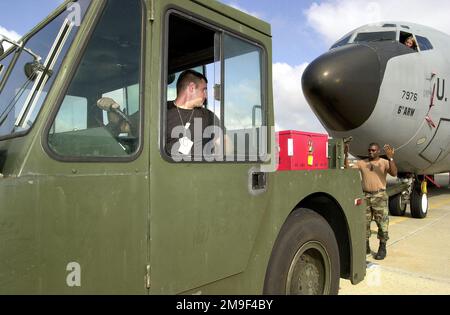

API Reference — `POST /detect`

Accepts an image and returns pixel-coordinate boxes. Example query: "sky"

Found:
[3,0,450,133]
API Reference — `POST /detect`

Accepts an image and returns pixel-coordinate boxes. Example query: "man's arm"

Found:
[97,97,132,135]
[384,144,398,177]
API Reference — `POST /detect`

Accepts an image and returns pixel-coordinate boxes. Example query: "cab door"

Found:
[148,1,273,294]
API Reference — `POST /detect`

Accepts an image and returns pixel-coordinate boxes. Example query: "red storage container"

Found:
[277,130,329,171]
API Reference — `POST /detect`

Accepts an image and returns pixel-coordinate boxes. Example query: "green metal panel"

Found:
[328,138,346,169]
[191,0,272,36]
[157,168,366,294]
[0,175,148,294]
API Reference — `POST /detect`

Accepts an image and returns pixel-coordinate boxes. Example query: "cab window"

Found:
[48,0,143,159]
[223,34,264,161]
[163,12,266,162]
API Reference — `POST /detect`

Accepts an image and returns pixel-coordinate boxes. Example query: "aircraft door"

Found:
[420,119,450,164]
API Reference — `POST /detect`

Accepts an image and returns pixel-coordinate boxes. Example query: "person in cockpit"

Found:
[404,36,417,51]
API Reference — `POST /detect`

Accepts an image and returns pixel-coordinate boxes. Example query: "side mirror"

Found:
[24,62,38,81]
[24,61,51,81]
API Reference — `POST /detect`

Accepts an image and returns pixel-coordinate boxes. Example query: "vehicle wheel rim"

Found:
[400,194,407,211]
[286,241,331,295]
[422,194,428,214]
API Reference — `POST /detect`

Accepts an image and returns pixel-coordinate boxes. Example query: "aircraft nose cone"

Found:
[302,44,381,132]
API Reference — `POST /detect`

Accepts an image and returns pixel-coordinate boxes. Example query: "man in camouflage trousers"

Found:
[345,143,397,260]
[365,190,390,252]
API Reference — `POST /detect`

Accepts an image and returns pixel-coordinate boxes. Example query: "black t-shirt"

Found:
[166,101,221,157]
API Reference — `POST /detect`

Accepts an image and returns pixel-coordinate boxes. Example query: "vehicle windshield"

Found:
[0,0,90,138]
[0,51,15,84]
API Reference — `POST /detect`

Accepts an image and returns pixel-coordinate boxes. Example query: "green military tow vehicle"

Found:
[0,0,366,294]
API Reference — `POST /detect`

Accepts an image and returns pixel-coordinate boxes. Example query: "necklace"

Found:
[175,103,195,135]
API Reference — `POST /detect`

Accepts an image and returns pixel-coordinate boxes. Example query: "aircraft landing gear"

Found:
[388,191,407,216]
[410,178,428,219]
[388,175,428,219]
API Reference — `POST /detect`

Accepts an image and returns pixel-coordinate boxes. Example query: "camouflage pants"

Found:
[365,191,389,243]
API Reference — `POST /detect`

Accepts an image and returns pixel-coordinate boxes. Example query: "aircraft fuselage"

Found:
[302,22,450,175]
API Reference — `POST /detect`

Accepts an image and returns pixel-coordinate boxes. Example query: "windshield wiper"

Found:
[0,77,35,127]
[15,18,74,129]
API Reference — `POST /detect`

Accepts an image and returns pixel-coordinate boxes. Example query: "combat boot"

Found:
[366,240,371,255]
[374,242,387,260]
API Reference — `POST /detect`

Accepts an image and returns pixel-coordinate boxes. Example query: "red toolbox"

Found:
[277,130,329,171]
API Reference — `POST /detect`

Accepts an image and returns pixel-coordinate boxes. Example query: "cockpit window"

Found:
[382,23,396,28]
[399,31,417,51]
[354,31,396,43]
[416,35,433,51]
[330,34,352,50]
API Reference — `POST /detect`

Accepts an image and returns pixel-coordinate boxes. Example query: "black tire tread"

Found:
[410,189,427,219]
[263,208,340,295]
[389,193,406,216]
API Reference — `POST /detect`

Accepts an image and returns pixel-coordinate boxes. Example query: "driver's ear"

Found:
[188,82,196,93]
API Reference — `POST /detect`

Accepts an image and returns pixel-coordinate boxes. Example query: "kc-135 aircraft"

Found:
[302,22,450,219]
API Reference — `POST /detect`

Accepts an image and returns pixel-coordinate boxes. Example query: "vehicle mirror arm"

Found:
[0,35,42,62]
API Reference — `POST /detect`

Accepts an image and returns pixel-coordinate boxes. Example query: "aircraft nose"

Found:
[302,44,382,132]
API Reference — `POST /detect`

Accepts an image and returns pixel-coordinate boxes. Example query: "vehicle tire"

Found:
[263,208,340,295]
[410,188,428,219]
[389,193,407,216]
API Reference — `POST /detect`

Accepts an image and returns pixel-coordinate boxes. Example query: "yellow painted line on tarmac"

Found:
[388,196,450,227]
[389,217,408,226]
[429,196,450,209]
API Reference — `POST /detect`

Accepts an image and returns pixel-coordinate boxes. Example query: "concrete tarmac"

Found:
[340,174,450,295]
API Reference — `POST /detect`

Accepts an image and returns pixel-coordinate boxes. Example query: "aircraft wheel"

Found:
[410,188,428,218]
[263,208,340,295]
[389,193,407,216]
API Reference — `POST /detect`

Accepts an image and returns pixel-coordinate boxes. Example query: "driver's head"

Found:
[176,70,208,105]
